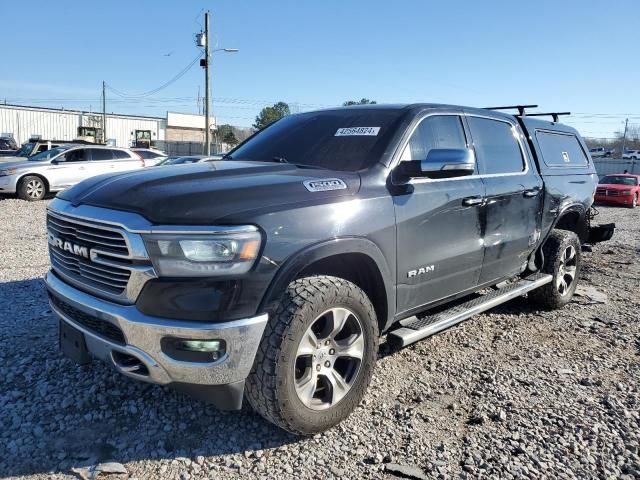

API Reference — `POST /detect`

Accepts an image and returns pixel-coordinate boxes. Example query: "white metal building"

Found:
[0,103,167,147]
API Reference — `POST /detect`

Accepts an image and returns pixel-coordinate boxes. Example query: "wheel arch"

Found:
[258,238,395,334]
[17,172,50,193]
[550,203,589,243]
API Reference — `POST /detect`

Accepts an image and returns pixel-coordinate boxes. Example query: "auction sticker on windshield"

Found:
[335,127,380,136]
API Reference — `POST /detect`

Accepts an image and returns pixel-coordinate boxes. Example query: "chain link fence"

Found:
[593,158,640,177]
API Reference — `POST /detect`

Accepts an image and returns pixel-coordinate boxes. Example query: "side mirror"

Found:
[51,156,66,165]
[397,148,475,180]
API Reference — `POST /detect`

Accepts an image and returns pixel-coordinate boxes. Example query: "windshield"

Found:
[16,143,34,157]
[600,175,637,186]
[28,147,67,161]
[228,108,407,171]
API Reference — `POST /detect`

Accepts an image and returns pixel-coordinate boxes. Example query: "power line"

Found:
[105,52,203,98]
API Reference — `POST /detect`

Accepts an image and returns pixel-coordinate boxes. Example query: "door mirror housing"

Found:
[51,156,66,165]
[397,148,475,180]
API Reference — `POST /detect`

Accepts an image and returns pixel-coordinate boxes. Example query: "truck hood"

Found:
[57,160,362,224]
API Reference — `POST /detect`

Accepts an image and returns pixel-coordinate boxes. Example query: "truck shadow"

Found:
[0,278,297,478]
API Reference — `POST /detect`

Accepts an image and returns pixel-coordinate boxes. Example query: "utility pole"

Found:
[204,11,211,155]
[621,118,629,159]
[102,81,107,144]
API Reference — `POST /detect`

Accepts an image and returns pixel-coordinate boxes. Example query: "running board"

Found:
[387,273,553,348]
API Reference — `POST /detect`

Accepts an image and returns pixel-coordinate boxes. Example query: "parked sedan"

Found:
[0,145,145,201]
[594,174,640,208]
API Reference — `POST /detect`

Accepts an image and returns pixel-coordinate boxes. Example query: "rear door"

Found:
[465,114,543,283]
[393,113,486,315]
[87,148,116,177]
[111,149,142,172]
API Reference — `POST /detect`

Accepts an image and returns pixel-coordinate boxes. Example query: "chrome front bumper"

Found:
[45,270,268,387]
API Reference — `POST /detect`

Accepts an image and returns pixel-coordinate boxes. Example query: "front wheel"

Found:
[630,194,638,209]
[529,230,582,309]
[245,275,379,435]
[17,175,46,201]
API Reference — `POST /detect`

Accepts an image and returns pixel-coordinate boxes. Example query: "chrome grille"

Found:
[47,212,133,296]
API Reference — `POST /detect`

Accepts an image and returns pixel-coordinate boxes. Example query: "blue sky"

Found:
[1,0,638,138]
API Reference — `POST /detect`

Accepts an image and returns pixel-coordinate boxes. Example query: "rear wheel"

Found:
[17,175,46,201]
[245,275,378,435]
[529,230,581,309]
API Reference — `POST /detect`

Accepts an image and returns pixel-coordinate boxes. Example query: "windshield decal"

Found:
[303,178,348,192]
[335,127,380,137]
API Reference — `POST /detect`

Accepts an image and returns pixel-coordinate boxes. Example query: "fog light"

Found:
[178,340,223,352]
[161,338,227,363]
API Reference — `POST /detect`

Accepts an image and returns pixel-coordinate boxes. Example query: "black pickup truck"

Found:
[45,104,613,434]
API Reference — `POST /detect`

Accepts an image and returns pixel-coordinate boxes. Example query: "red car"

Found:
[594,173,640,208]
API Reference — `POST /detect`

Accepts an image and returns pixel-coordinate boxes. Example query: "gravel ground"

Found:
[1,198,639,480]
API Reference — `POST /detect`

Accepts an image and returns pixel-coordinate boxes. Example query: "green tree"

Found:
[223,130,238,146]
[217,124,234,139]
[342,98,377,106]
[253,101,290,130]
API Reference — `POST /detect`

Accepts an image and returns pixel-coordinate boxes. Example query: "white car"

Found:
[131,148,167,166]
[589,147,613,158]
[622,150,640,160]
[0,145,145,201]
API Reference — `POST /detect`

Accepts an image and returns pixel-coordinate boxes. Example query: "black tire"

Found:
[245,275,379,435]
[529,230,581,309]
[17,175,46,201]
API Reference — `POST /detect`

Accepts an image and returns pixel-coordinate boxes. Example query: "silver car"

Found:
[131,148,168,166]
[0,145,145,201]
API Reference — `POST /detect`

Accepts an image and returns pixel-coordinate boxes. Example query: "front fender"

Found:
[258,237,395,330]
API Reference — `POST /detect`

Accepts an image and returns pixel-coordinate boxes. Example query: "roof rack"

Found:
[484,105,538,116]
[525,112,571,122]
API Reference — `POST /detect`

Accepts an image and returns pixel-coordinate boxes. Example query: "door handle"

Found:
[462,196,484,207]
[523,187,541,198]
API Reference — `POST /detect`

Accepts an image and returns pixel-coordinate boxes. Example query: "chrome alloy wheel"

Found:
[294,307,365,410]
[26,179,44,199]
[556,245,577,296]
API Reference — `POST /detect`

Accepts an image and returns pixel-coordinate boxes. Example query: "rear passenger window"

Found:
[536,131,589,167]
[400,115,467,161]
[112,150,131,159]
[467,117,524,175]
[90,149,115,161]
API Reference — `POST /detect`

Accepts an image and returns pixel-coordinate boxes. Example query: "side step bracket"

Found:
[387,273,552,348]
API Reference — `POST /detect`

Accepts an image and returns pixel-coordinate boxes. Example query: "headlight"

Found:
[622,190,632,196]
[0,168,17,177]
[143,230,262,277]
